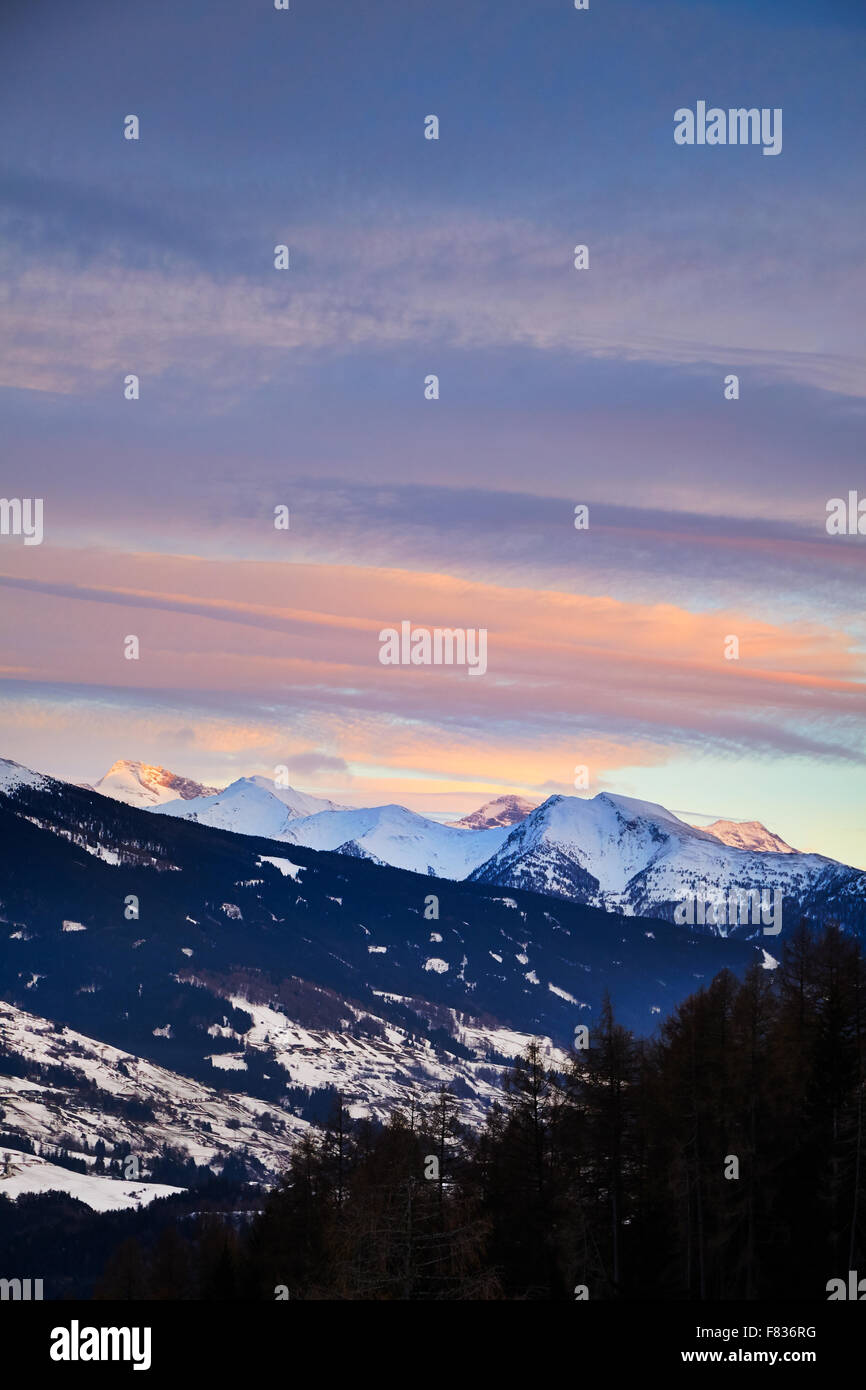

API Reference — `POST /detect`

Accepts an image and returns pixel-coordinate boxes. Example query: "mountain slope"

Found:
[0,757,50,795]
[0,998,307,1181]
[5,757,860,1189]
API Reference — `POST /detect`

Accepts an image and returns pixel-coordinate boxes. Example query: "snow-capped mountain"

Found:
[281,802,510,878]
[0,752,862,1192]
[247,773,347,817]
[699,819,796,854]
[154,775,344,836]
[449,794,539,830]
[153,779,507,875]
[469,792,861,930]
[2,755,862,936]
[155,782,509,878]
[148,772,862,931]
[471,793,705,902]
[91,759,221,808]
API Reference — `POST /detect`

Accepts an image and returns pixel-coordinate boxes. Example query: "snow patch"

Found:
[547,982,581,1005]
[258,855,304,880]
[208,1054,248,1071]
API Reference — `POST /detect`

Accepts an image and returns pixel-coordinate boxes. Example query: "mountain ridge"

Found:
[0,754,861,1178]
[469,792,858,926]
[4,758,861,931]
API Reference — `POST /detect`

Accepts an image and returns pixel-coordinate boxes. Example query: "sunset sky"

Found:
[1,0,864,867]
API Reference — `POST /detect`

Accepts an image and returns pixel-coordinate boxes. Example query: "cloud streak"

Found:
[0,551,862,771]
[3,204,865,399]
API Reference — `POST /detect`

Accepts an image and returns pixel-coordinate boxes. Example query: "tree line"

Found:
[94,924,865,1300]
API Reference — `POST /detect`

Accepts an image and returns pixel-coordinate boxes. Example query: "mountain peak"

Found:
[592,791,691,827]
[449,794,539,830]
[247,774,347,817]
[282,801,510,878]
[93,760,221,808]
[153,774,349,834]
[699,819,797,854]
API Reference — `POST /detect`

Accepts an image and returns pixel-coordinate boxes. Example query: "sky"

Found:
[1,0,864,867]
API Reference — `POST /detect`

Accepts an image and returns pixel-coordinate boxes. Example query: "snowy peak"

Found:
[468,790,853,932]
[154,777,296,839]
[513,791,709,852]
[449,794,539,829]
[699,819,797,854]
[283,802,510,878]
[472,793,712,899]
[93,760,220,808]
[154,775,347,840]
[247,774,347,818]
[592,791,701,830]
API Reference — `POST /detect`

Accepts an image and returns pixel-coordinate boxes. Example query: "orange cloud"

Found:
[0,547,863,786]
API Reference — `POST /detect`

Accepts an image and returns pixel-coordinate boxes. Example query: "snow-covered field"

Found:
[0,1146,182,1212]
